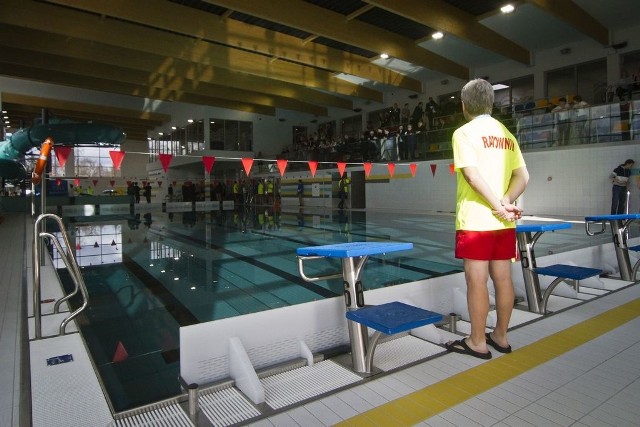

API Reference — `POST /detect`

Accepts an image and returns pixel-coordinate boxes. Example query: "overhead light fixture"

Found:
[492,83,510,90]
[187,119,194,123]
[500,4,515,14]
[171,126,177,130]
[432,31,444,40]
[380,53,389,59]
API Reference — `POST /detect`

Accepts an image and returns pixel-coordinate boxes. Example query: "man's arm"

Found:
[460,165,529,220]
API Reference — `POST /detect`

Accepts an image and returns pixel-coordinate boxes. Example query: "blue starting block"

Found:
[516,223,602,314]
[585,214,640,281]
[297,241,433,374]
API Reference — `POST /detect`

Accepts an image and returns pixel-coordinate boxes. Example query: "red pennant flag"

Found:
[172,180,177,186]
[109,180,115,187]
[430,164,437,177]
[157,181,162,187]
[55,178,61,187]
[202,156,215,174]
[387,163,396,177]
[74,178,80,187]
[241,158,254,176]
[142,181,147,187]
[363,162,372,177]
[76,243,81,250]
[92,179,98,187]
[112,341,129,363]
[409,163,418,177]
[337,162,346,177]
[308,161,318,177]
[126,180,132,186]
[277,159,288,176]
[158,153,173,172]
[109,151,125,171]
[54,146,72,168]
[449,163,455,175]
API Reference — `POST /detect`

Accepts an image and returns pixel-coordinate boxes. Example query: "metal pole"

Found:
[516,231,544,314]
[342,257,369,373]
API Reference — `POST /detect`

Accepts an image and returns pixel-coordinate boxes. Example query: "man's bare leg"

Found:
[488,259,514,348]
[464,259,490,353]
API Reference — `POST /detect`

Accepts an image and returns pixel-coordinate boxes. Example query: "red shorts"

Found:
[455,229,516,260]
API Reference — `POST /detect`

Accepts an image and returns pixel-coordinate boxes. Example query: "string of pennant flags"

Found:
[50,147,456,186]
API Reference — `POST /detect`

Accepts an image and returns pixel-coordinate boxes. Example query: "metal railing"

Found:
[33,213,89,339]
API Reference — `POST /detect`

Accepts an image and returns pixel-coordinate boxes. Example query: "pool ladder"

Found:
[33,213,89,340]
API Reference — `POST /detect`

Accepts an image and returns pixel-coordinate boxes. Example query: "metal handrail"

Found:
[33,213,89,339]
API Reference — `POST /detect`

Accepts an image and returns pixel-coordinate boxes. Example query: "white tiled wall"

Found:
[366,143,640,217]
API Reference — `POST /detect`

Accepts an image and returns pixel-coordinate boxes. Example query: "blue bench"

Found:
[345,302,442,373]
[585,214,640,281]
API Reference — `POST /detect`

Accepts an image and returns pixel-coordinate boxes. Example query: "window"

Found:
[209,119,252,151]
[546,59,606,105]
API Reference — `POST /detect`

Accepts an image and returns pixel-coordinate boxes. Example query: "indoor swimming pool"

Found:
[52,204,611,412]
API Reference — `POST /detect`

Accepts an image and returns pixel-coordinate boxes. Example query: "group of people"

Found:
[126,182,153,203]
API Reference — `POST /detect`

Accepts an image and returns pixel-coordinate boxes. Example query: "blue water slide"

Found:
[0,122,126,180]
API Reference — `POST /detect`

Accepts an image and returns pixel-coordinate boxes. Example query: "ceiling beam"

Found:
[526,0,609,46]
[0,62,277,117]
[1,93,170,125]
[202,0,469,80]
[363,0,531,65]
[43,0,422,93]
[0,25,353,111]
[0,0,382,103]
[0,46,329,117]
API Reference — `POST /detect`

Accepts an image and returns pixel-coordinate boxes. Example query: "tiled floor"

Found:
[3,211,640,426]
[249,285,640,426]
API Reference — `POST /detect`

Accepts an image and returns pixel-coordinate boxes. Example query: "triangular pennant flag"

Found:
[112,341,129,363]
[158,153,173,172]
[126,180,132,186]
[277,159,288,176]
[76,243,81,250]
[202,155,216,174]
[157,181,162,187]
[142,181,148,187]
[109,151,125,171]
[337,162,347,177]
[430,164,437,177]
[92,179,98,187]
[55,178,61,187]
[74,178,80,187]
[308,161,318,177]
[449,163,455,175]
[387,163,396,177]
[241,158,254,176]
[363,162,372,177]
[94,241,99,248]
[54,145,72,168]
[172,180,177,186]
[409,163,418,177]
[109,180,115,187]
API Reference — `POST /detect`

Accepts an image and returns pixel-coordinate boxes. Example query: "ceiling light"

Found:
[432,31,444,40]
[500,4,515,14]
[492,83,510,90]
[380,53,389,59]
[187,119,194,123]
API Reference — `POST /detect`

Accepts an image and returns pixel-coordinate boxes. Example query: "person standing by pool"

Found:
[610,159,634,214]
[297,179,304,206]
[446,78,529,359]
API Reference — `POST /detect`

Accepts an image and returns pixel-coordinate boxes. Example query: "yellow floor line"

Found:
[336,297,640,427]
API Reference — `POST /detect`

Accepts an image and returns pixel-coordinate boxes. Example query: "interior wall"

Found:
[364,143,640,217]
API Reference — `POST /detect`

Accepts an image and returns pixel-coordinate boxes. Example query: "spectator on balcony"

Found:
[552,98,571,146]
[401,103,411,125]
[426,96,439,129]
[572,95,590,144]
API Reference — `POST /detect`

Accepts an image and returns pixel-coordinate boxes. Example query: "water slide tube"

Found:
[0,121,126,180]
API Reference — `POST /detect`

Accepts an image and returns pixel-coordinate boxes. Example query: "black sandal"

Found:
[445,338,492,360]
[486,332,512,354]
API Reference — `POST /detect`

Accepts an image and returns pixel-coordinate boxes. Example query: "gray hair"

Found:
[461,78,494,116]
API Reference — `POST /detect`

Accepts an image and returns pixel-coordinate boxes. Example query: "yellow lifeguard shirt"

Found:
[453,115,526,231]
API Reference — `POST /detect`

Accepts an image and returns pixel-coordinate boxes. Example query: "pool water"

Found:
[56,206,465,411]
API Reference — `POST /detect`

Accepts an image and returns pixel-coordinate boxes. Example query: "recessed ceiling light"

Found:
[187,119,194,123]
[501,4,515,14]
[432,31,444,40]
[380,53,389,59]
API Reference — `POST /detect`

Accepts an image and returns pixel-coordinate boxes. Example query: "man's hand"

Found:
[492,202,523,221]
